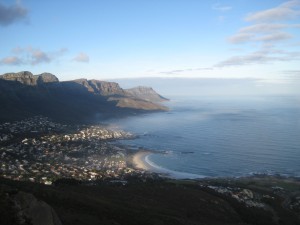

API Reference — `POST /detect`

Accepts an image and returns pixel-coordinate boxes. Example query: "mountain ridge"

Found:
[1,71,59,86]
[125,86,169,102]
[0,71,168,123]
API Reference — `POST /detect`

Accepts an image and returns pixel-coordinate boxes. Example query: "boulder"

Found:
[13,191,62,225]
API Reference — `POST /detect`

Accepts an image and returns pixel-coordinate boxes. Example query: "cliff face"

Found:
[0,71,168,123]
[1,71,37,85]
[13,192,62,225]
[125,86,169,102]
[36,73,59,85]
[63,79,125,96]
[89,80,125,96]
[1,71,59,86]
[0,186,62,225]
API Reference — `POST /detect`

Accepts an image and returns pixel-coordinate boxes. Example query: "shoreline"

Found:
[131,150,206,179]
[132,151,158,171]
[130,150,300,180]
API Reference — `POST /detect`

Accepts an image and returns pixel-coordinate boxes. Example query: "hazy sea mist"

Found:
[108,95,300,178]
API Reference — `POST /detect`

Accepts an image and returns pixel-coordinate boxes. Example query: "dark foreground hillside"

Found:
[1,177,299,225]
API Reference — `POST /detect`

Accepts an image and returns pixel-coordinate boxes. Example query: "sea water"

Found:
[108,95,300,178]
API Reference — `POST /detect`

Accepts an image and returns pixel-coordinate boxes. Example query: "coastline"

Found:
[131,150,205,179]
[132,151,157,171]
[131,149,300,180]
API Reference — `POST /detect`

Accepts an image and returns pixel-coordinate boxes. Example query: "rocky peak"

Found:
[36,73,59,85]
[125,86,168,102]
[69,79,95,92]
[88,80,125,96]
[0,71,36,85]
[0,71,59,86]
[63,79,125,95]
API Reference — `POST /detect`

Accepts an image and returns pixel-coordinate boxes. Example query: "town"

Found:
[1,116,300,223]
[0,116,157,185]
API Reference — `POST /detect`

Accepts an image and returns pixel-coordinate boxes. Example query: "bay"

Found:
[107,95,300,178]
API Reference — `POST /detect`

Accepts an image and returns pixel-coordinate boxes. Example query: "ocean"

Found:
[108,95,300,178]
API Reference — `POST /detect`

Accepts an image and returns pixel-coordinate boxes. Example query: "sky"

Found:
[0,0,300,82]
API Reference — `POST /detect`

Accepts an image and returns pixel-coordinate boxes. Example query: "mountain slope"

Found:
[0,71,168,123]
[125,86,169,102]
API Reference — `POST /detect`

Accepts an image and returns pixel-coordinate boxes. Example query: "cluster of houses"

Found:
[200,183,300,212]
[0,116,153,185]
[203,185,267,208]
[289,196,300,211]
[0,116,65,142]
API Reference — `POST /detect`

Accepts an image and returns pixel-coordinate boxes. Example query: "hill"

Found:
[125,86,169,102]
[1,177,299,225]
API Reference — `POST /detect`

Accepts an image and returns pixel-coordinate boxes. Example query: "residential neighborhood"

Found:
[0,116,155,185]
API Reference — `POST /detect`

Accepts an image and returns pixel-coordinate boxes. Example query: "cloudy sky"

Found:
[0,0,299,81]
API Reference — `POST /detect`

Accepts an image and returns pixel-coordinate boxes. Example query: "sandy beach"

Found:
[132,151,157,171]
[132,150,205,179]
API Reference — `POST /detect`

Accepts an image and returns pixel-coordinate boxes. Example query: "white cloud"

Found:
[228,33,256,44]
[229,1,300,45]
[73,52,89,63]
[229,23,299,44]
[212,3,232,11]
[255,32,292,42]
[215,46,300,67]
[28,48,51,65]
[0,46,67,66]
[219,1,300,68]
[245,0,300,22]
[239,23,296,33]
[0,56,23,65]
[160,67,213,75]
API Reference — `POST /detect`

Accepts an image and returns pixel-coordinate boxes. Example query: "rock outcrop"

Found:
[36,73,59,85]
[1,71,37,85]
[89,80,125,96]
[125,86,169,102]
[0,71,59,86]
[61,79,125,96]
[12,191,62,225]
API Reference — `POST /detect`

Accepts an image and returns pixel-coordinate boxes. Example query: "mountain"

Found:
[125,86,169,102]
[1,71,59,85]
[0,71,168,123]
[60,78,126,96]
